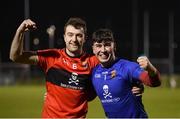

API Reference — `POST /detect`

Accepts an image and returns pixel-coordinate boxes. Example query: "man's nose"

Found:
[72,36,77,41]
[100,45,106,52]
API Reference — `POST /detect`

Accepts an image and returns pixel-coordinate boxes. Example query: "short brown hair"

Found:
[64,17,87,35]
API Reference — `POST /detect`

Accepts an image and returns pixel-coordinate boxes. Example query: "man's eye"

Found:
[68,34,73,37]
[97,45,102,48]
[77,34,83,38]
[67,33,73,37]
[105,43,111,47]
[106,44,111,47]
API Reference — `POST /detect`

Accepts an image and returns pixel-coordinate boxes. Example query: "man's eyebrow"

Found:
[67,32,73,34]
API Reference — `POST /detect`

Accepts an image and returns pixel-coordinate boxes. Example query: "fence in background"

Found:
[0,63,30,85]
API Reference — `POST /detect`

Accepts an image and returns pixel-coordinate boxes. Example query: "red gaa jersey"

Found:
[37,48,99,118]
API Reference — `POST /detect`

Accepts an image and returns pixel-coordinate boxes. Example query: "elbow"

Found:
[9,49,16,61]
[144,80,161,87]
[140,72,161,87]
[150,80,161,87]
[9,54,15,62]
[9,55,16,62]
[150,75,161,87]
[9,49,22,62]
[9,54,20,62]
[151,73,161,87]
[155,79,161,87]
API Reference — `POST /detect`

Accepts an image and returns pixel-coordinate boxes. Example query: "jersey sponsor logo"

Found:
[68,72,79,85]
[46,67,89,90]
[101,84,120,103]
[103,85,112,99]
[60,83,83,90]
[101,97,120,103]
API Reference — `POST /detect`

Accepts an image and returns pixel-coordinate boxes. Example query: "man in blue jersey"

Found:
[91,28,161,118]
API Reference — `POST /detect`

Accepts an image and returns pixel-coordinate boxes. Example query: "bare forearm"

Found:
[10,30,25,62]
[9,19,38,65]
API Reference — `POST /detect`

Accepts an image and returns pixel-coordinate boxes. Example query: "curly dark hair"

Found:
[92,28,115,43]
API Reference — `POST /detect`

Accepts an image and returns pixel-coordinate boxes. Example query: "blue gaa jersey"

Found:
[91,59,148,118]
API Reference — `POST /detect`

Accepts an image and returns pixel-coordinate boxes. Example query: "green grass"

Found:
[0,85,45,118]
[143,86,180,118]
[0,85,180,118]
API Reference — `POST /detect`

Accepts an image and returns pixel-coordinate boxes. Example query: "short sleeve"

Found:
[37,49,60,73]
[128,61,145,82]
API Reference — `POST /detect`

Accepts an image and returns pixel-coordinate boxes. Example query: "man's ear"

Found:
[114,42,117,51]
[92,45,94,53]
[92,45,96,54]
[63,34,66,42]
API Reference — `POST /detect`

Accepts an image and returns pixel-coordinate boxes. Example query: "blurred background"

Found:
[0,0,180,118]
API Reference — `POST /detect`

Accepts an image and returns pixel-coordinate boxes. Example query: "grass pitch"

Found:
[0,85,180,118]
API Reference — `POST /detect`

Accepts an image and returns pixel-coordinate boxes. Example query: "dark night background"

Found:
[0,0,180,74]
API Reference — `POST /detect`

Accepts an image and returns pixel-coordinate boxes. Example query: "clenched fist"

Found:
[17,19,37,32]
[137,56,157,76]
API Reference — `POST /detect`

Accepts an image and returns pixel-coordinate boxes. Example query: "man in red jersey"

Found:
[10,17,144,118]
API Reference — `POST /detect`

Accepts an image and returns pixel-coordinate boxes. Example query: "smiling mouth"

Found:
[100,54,108,59]
[70,43,78,47]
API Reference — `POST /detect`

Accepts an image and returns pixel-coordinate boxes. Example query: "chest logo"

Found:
[111,70,116,79]
[103,85,112,99]
[68,72,79,85]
